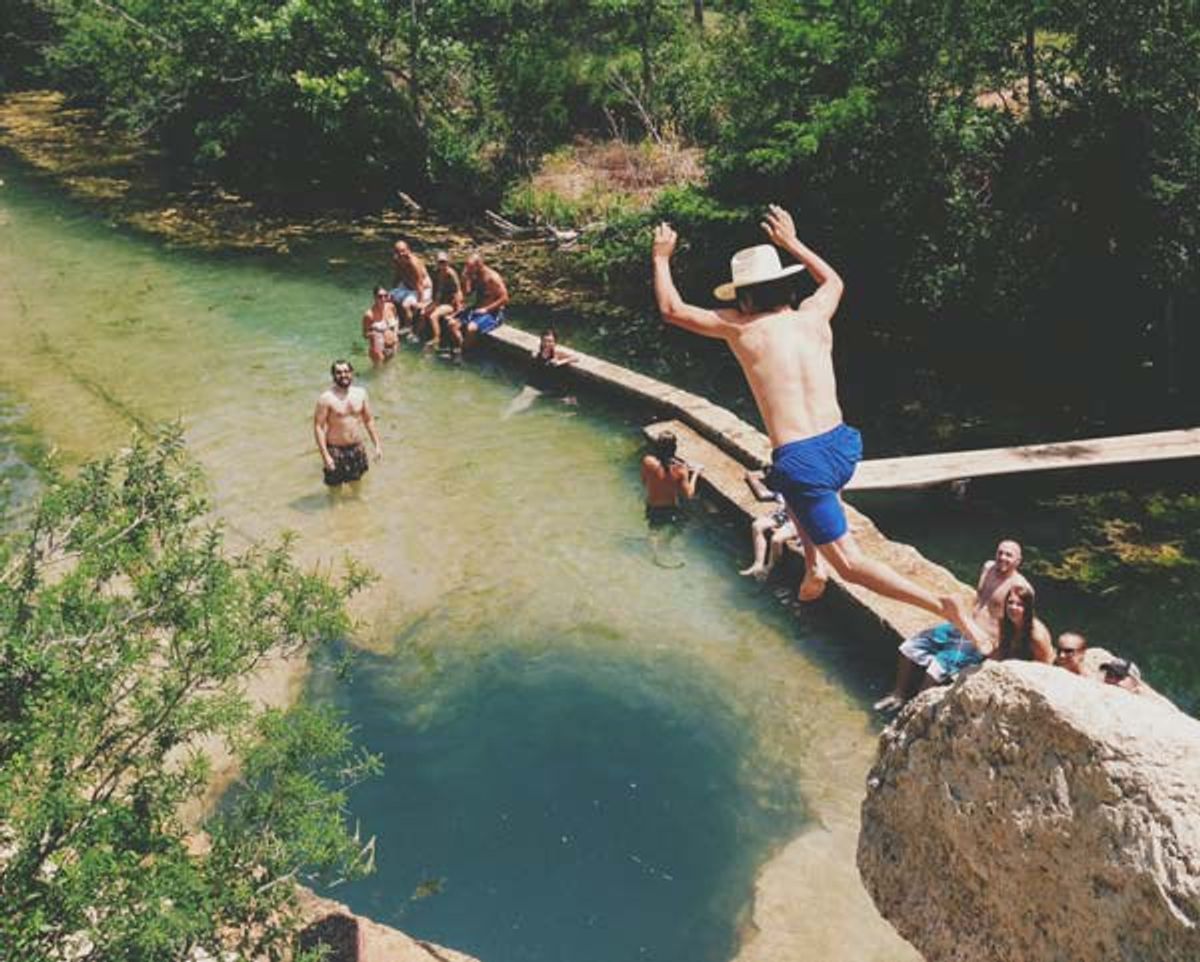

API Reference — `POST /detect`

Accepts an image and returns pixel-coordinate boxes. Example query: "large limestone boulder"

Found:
[857,660,1200,962]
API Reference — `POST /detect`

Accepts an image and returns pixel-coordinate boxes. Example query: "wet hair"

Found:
[995,585,1037,661]
[653,432,678,469]
[330,359,353,376]
[541,327,557,340]
[735,276,801,314]
[373,283,389,295]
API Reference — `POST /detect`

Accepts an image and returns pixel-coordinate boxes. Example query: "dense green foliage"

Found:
[1,0,1197,415]
[0,430,378,961]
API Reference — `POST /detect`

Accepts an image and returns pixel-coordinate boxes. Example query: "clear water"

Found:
[0,159,913,962]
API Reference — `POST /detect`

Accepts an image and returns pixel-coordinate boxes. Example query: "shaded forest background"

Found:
[1,0,1198,438]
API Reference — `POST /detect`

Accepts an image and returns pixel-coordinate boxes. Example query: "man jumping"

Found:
[652,205,976,633]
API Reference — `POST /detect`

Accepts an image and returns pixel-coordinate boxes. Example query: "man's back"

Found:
[641,456,690,507]
[717,301,843,446]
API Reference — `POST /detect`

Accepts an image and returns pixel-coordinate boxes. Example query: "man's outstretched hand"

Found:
[761,204,798,248]
[652,223,678,260]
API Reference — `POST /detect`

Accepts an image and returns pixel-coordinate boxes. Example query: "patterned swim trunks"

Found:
[323,443,369,486]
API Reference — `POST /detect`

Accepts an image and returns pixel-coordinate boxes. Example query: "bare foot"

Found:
[872,693,905,713]
[940,595,983,643]
[739,563,765,579]
[798,568,828,602]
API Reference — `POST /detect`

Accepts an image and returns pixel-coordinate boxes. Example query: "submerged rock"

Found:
[298,890,481,962]
[857,661,1200,962]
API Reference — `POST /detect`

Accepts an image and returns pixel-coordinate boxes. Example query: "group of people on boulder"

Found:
[363,240,510,362]
[871,538,1165,710]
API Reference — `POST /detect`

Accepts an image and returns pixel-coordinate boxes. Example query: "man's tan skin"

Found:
[313,361,382,483]
[1054,631,1094,677]
[391,241,433,332]
[652,206,975,633]
[421,253,463,349]
[447,254,509,352]
[641,455,701,507]
[874,539,1031,709]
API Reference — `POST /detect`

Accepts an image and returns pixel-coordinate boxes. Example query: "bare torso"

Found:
[363,301,399,336]
[974,561,1033,644]
[394,257,432,296]
[716,301,843,447]
[317,386,370,447]
[471,267,507,310]
[642,457,690,507]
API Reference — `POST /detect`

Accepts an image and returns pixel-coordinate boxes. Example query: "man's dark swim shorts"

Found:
[645,503,684,528]
[324,442,369,486]
[766,423,862,545]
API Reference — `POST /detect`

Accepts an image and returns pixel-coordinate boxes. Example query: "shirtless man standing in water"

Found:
[313,360,382,486]
[652,206,976,634]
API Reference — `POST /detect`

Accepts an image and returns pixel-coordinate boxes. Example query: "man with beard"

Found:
[873,539,1031,711]
[313,360,382,486]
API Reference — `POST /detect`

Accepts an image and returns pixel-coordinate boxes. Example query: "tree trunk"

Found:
[693,0,703,28]
[1024,20,1041,123]
[640,0,655,98]
[1163,292,1179,396]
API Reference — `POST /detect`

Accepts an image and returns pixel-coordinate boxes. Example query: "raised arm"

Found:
[652,224,731,339]
[761,205,843,315]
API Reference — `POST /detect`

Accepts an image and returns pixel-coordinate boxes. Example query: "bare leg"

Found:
[817,529,967,627]
[446,316,464,352]
[793,518,829,602]
[873,654,922,711]
[739,519,772,578]
[764,527,786,576]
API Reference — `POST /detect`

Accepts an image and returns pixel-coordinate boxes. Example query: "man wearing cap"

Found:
[420,251,463,349]
[651,205,977,637]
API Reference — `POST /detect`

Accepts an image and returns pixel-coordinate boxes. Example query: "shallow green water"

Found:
[0,160,910,962]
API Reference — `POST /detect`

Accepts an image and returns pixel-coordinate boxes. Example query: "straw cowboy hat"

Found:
[713,244,806,301]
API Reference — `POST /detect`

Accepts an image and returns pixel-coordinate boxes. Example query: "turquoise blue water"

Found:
[0,158,910,962]
[311,645,792,962]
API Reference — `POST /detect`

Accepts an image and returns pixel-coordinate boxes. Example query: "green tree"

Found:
[0,428,379,961]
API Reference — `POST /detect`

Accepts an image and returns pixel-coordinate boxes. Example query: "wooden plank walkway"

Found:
[847,428,1200,491]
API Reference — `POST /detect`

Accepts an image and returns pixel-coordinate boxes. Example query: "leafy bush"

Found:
[0,428,378,961]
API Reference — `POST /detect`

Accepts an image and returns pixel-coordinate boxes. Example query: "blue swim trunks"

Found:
[389,284,418,307]
[766,423,862,545]
[899,622,984,683]
[462,308,505,335]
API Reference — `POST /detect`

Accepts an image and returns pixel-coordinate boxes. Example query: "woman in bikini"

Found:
[362,285,400,364]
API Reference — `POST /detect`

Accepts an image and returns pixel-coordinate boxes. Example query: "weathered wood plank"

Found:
[848,428,1200,490]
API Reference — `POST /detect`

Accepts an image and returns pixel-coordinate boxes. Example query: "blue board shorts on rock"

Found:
[899,622,984,683]
[462,308,505,335]
[766,423,862,545]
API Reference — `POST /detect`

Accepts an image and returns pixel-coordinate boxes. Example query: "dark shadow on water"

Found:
[309,643,806,962]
